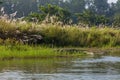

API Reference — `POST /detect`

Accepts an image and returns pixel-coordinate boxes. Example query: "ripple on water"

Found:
[0,71,120,80]
[74,56,120,63]
[0,56,120,80]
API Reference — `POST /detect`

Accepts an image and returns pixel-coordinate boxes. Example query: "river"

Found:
[0,53,120,80]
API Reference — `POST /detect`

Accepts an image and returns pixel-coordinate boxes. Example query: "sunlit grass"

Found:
[0,44,86,60]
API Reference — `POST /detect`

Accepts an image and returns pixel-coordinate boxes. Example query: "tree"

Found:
[87,0,110,15]
[76,10,96,26]
[25,4,71,24]
[64,0,86,13]
[113,14,120,27]
[94,0,109,15]
[76,10,109,26]
[0,0,2,4]
[0,0,66,17]
[0,2,2,4]
[109,0,120,25]
[115,0,120,14]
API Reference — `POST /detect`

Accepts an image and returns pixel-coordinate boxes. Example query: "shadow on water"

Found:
[0,51,120,80]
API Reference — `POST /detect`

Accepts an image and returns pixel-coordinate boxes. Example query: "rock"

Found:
[29,35,42,40]
[21,34,43,44]
[22,39,29,43]
[15,30,21,34]
[23,36,28,39]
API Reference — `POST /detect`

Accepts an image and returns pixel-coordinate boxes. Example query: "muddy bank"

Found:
[55,48,120,55]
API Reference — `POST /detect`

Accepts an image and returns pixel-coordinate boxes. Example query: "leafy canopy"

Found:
[25,4,71,24]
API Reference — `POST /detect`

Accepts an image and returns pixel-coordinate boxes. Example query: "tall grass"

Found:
[39,25,120,47]
[0,19,120,47]
[0,18,120,59]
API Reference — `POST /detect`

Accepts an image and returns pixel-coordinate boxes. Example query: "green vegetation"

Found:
[76,10,109,26]
[0,19,120,48]
[0,17,120,59]
[0,45,54,59]
[1,0,120,27]
[40,25,120,47]
[0,44,86,60]
[25,4,71,24]
[1,0,120,59]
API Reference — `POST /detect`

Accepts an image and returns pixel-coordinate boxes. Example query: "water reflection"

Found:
[0,55,120,80]
[0,58,74,74]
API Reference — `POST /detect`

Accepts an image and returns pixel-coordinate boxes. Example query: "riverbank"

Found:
[0,45,87,60]
[0,44,120,60]
[0,19,120,59]
[1,19,120,47]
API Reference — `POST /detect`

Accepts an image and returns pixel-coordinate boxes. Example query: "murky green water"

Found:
[0,53,120,80]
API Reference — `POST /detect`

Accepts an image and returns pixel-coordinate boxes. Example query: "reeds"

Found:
[0,18,120,47]
[0,18,120,59]
[39,25,120,47]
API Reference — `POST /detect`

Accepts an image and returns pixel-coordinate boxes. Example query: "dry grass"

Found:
[0,18,120,47]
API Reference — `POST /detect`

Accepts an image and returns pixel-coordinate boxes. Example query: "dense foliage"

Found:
[25,4,71,24]
[1,0,120,26]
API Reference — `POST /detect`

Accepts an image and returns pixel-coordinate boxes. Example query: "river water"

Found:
[0,53,120,80]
